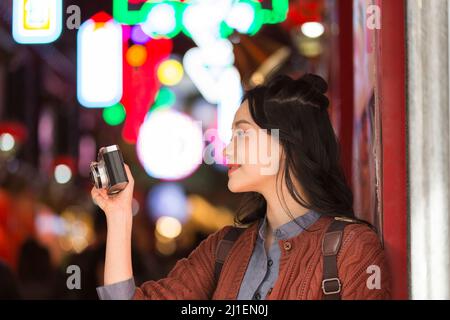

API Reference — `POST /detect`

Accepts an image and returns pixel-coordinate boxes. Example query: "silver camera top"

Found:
[100,145,120,154]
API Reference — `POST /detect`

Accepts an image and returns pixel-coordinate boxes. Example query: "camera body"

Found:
[90,145,128,195]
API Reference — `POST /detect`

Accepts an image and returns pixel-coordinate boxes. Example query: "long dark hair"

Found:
[235,73,355,226]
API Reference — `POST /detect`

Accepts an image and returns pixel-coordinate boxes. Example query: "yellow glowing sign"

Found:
[23,0,51,30]
[12,0,62,44]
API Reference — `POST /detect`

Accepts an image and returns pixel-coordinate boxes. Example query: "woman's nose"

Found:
[222,142,232,163]
[222,145,228,160]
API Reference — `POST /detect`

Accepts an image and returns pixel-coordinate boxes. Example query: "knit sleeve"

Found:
[131,225,233,300]
[337,224,392,300]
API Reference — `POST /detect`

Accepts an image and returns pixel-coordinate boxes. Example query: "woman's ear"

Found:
[274,146,286,177]
[279,146,286,162]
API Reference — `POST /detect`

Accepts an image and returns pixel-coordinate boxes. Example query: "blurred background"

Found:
[1,0,447,300]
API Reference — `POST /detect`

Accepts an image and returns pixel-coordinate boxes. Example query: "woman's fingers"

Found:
[91,164,134,214]
[123,163,134,185]
[91,187,108,210]
[123,164,135,197]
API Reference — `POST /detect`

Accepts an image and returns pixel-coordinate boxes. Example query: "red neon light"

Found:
[120,26,173,143]
[283,0,323,28]
[0,121,28,143]
[91,11,112,23]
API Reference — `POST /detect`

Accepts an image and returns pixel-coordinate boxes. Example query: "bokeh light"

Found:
[141,3,177,37]
[156,216,182,239]
[126,44,148,67]
[102,102,126,126]
[12,0,63,44]
[151,87,176,112]
[54,164,72,184]
[77,18,123,108]
[157,59,184,86]
[147,183,188,222]
[225,2,255,34]
[301,22,325,38]
[131,24,150,44]
[0,133,15,152]
[136,109,203,180]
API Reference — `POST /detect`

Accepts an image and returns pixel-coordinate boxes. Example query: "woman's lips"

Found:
[227,164,241,175]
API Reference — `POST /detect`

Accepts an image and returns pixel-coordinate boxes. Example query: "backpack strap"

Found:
[321,216,360,300]
[214,227,246,286]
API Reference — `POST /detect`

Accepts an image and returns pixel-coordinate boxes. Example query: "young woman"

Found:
[93,74,391,300]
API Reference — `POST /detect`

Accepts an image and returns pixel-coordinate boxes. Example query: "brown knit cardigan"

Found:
[132,215,391,300]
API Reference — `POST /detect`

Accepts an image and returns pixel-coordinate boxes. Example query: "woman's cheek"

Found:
[227,134,277,192]
[227,165,252,192]
[228,164,265,193]
[243,135,258,165]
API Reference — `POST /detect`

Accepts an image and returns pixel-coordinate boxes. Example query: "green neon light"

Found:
[228,0,288,35]
[103,102,126,126]
[150,87,176,112]
[113,0,187,28]
[113,0,151,25]
[219,21,234,39]
[243,0,263,36]
[145,2,184,39]
[113,0,288,37]
[263,0,289,24]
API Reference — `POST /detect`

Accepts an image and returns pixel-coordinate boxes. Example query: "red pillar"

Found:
[380,0,408,299]
[336,0,354,188]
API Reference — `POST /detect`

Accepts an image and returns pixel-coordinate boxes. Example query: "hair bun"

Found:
[300,73,328,95]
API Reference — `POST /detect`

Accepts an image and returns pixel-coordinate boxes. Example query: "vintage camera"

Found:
[90,145,129,195]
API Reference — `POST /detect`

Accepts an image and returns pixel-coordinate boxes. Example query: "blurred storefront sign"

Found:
[12,0,63,44]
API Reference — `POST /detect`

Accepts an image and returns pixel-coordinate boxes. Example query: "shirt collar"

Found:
[258,210,321,241]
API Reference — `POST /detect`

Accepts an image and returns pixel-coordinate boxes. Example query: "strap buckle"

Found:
[334,216,358,223]
[322,278,342,295]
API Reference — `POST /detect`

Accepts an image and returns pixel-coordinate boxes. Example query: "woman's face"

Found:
[223,101,282,193]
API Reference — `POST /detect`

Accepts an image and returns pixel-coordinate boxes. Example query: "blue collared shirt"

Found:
[97,210,321,300]
[236,209,321,300]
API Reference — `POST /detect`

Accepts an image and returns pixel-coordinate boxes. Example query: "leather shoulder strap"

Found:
[321,217,360,300]
[214,227,246,286]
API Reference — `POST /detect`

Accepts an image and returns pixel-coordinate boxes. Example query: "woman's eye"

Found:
[229,129,247,142]
[235,129,245,137]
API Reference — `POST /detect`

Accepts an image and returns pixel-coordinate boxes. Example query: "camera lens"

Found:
[90,163,100,188]
[90,161,108,189]
[89,170,96,187]
[89,170,93,184]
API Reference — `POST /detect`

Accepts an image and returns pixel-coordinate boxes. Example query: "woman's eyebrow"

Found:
[232,119,252,128]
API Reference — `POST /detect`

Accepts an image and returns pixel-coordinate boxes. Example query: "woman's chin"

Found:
[227,179,253,193]
[227,180,241,193]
